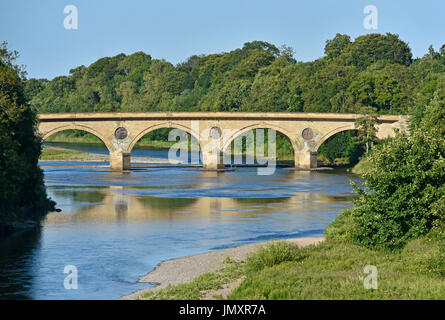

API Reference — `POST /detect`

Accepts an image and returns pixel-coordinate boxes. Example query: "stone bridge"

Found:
[38,112,409,170]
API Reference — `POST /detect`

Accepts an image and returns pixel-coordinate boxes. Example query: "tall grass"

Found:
[245,241,307,272]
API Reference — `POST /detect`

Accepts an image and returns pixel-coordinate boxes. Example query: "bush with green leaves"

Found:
[346,136,442,250]
[328,89,444,251]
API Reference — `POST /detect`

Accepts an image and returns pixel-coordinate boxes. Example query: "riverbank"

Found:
[46,133,180,150]
[40,145,108,161]
[123,228,445,300]
[351,157,371,175]
[44,133,296,161]
[122,236,324,300]
[40,145,296,165]
[40,145,174,163]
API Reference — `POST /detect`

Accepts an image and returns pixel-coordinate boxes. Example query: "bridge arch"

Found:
[128,122,201,152]
[41,124,112,152]
[222,123,301,153]
[314,125,356,152]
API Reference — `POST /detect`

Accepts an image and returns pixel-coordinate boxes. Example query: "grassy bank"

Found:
[351,157,372,175]
[230,232,445,299]
[139,229,445,300]
[40,146,108,161]
[46,131,177,150]
[46,132,103,144]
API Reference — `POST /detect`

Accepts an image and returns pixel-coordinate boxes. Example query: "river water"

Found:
[0,143,361,300]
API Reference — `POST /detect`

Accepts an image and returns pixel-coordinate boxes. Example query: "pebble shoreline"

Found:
[121,236,325,300]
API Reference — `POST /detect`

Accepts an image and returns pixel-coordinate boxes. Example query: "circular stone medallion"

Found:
[209,127,222,139]
[302,128,314,140]
[114,127,128,140]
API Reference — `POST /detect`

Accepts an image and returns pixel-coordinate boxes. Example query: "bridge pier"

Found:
[202,150,225,170]
[295,151,318,169]
[110,151,131,171]
[201,127,225,170]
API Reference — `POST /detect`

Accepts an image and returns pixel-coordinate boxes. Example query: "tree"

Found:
[348,121,444,250]
[304,64,356,112]
[229,49,275,79]
[0,42,54,231]
[339,33,413,70]
[420,86,445,136]
[354,106,381,154]
[214,80,251,111]
[318,131,364,165]
[24,78,48,101]
[242,41,280,56]
[324,33,351,59]
[330,90,356,113]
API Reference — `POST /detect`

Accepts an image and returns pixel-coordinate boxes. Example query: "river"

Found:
[0,143,361,300]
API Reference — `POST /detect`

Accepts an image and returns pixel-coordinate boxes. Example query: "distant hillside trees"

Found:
[29,33,428,116]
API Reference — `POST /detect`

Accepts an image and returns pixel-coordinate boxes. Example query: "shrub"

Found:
[246,241,307,272]
[326,87,444,251]
[348,128,444,250]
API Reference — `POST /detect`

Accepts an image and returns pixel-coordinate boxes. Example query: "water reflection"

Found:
[0,161,360,299]
[0,229,42,300]
[43,186,354,224]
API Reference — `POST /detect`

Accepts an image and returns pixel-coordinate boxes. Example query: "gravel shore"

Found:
[121,236,325,300]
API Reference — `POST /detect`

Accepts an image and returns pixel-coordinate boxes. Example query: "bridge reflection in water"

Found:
[44,186,356,225]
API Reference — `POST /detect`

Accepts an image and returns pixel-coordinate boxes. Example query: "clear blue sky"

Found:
[1,0,444,79]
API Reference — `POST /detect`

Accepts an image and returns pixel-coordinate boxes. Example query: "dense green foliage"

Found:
[0,42,54,230]
[28,34,427,115]
[324,42,444,252]
[318,130,364,165]
[324,41,445,250]
[327,90,445,250]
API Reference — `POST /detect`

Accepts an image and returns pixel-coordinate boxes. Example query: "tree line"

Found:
[27,33,444,121]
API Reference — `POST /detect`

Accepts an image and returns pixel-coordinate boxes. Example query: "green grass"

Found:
[232,240,444,299]
[46,131,104,144]
[140,257,244,300]
[138,230,445,300]
[39,146,107,161]
[135,139,176,149]
[351,157,372,174]
[245,241,308,273]
[46,131,185,150]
